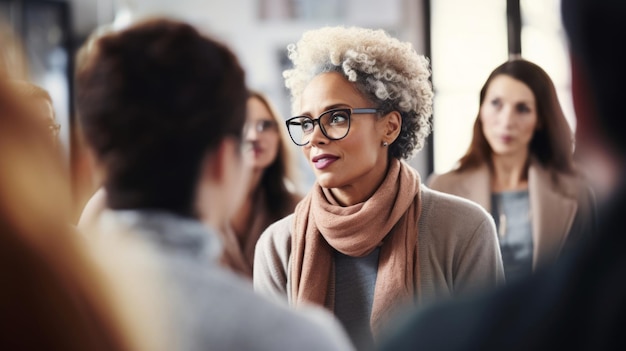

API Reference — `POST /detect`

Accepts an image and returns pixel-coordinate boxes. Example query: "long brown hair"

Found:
[456,59,576,176]
[249,90,301,218]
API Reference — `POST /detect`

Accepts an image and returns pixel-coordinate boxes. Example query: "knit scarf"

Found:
[290,159,422,336]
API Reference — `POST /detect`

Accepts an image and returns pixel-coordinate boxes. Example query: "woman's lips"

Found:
[251,145,263,157]
[312,155,339,170]
[499,135,513,143]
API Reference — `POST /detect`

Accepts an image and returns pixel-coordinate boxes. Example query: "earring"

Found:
[382,141,388,147]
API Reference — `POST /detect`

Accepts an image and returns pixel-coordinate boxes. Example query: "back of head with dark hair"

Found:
[562,0,626,155]
[458,59,575,175]
[76,18,247,217]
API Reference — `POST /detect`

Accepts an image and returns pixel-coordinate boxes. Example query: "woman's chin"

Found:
[316,174,344,189]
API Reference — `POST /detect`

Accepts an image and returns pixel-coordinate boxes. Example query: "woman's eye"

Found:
[302,120,314,131]
[516,104,531,113]
[329,112,349,125]
[490,98,501,107]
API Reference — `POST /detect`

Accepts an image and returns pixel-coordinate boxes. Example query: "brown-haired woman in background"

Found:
[221,90,303,278]
[428,58,596,283]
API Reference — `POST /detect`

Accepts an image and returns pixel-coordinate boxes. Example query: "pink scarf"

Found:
[291,159,422,335]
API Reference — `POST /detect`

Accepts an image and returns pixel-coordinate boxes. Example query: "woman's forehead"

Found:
[298,72,369,115]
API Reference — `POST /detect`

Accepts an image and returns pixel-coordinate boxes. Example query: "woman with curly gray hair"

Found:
[253,26,504,350]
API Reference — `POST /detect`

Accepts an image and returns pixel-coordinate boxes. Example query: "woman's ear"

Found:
[195,139,231,226]
[198,138,238,185]
[196,138,249,228]
[381,111,402,144]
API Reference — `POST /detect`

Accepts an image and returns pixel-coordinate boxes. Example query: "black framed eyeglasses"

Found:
[285,108,380,146]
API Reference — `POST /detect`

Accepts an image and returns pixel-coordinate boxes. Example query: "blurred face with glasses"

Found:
[244,96,280,170]
[290,71,398,205]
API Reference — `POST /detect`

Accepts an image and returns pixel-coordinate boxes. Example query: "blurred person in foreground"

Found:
[378,0,626,349]
[253,25,504,351]
[428,59,596,284]
[220,90,303,278]
[75,17,353,351]
[0,70,166,350]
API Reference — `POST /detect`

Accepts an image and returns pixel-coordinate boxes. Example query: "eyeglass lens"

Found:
[247,120,277,133]
[287,109,351,146]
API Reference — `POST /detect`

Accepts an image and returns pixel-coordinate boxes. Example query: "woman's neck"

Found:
[330,158,390,207]
[247,167,263,196]
[491,152,529,192]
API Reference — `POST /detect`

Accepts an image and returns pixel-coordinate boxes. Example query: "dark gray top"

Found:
[491,190,533,283]
[334,247,380,351]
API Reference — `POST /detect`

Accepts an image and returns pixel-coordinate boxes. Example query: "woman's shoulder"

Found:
[426,167,482,189]
[418,186,500,280]
[426,167,480,191]
[530,160,592,199]
[253,214,293,286]
[427,171,453,190]
[421,185,492,223]
[419,186,496,247]
[267,213,294,230]
[256,214,293,253]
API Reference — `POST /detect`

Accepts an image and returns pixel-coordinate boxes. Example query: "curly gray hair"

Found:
[283,26,433,159]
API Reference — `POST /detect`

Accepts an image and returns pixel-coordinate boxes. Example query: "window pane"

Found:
[431,0,508,174]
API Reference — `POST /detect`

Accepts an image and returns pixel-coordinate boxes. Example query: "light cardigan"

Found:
[427,159,596,270]
[253,185,505,308]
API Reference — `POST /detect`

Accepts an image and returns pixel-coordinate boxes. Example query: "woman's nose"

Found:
[499,107,515,127]
[245,123,259,140]
[308,121,328,145]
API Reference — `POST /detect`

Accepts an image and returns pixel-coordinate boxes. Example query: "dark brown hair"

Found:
[456,59,576,176]
[76,18,247,217]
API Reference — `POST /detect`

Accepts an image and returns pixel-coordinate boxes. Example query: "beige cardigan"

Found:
[253,185,505,308]
[428,160,596,269]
